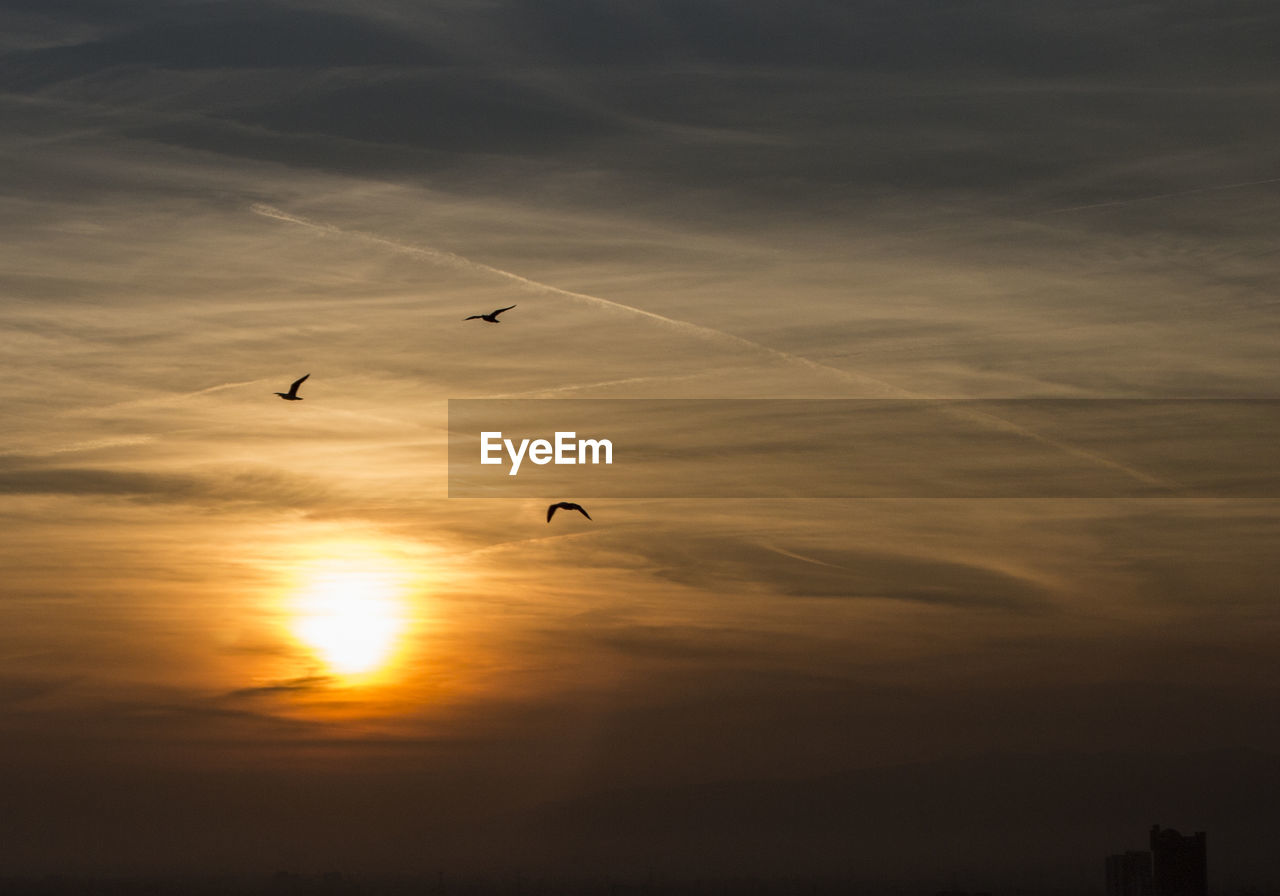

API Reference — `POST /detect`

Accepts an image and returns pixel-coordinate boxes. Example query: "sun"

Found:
[289,556,413,679]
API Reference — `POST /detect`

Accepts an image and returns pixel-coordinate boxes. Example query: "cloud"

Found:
[10,435,156,456]
[225,674,335,699]
[0,674,77,706]
[656,536,1052,608]
[1,3,443,80]
[0,463,343,511]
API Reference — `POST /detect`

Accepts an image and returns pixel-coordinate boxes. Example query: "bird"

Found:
[547,501,591,523]
[465,304,516,323]
[274,373,309,401]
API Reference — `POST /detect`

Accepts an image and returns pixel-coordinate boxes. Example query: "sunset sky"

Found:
[2,1,1279,887]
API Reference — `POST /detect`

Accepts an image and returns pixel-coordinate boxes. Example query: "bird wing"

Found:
[287,373,310,396]
[575,506,592,520]
[546,504,558,522]
[464,315,483,320]
[492,305,517,317]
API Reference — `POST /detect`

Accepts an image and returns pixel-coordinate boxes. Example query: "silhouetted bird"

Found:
[274,373,309,401]
[547,501,591,522]
[465,304,516,323]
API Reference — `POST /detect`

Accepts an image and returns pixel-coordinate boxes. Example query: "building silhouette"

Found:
[1106,850,1153,896]
[1150,825,1208,896]
[1107,825,1207,896]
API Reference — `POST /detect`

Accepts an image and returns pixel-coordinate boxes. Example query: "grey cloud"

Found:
[463,1,1280,76]
[225,674,335,699]
[9,1,1280,80]
[6,0,1279,205]
[0,463,342,510]
[0,4,444,85]
[0,674,77,706]
[221,71,618,154]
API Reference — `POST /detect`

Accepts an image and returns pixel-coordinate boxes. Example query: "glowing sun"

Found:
[289,557,412,678]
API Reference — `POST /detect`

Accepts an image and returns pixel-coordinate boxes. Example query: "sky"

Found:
[2,0,1280,887]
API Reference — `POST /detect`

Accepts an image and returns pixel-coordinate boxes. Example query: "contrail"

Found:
[945,402,1170,489]
[1038,175,1280,216]
[759,542,849,570]
[72,379,271,415]
[251,203,902,396]
[0,435,156,459]
[250,204,1173,491]
[489,371,731,398]
[180,379,271,399]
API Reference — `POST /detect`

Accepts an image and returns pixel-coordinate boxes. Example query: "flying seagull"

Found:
[465,304,516,323]
[274,373,309,401]
[547,501,591,523]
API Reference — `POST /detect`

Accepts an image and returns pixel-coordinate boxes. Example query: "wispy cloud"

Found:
[225,674,335,699]
[0,463,344,511]
[71,379,272,415]
[1036,174,1280,216]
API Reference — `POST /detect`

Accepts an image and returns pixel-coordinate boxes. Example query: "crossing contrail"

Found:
[250,203,1173,491]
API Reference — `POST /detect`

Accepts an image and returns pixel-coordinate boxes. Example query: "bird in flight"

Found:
[547,501,591,523]
[274,373,309,401]
[465,304,516,323]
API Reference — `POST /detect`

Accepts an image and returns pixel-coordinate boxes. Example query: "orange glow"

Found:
[287,550,416,680]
